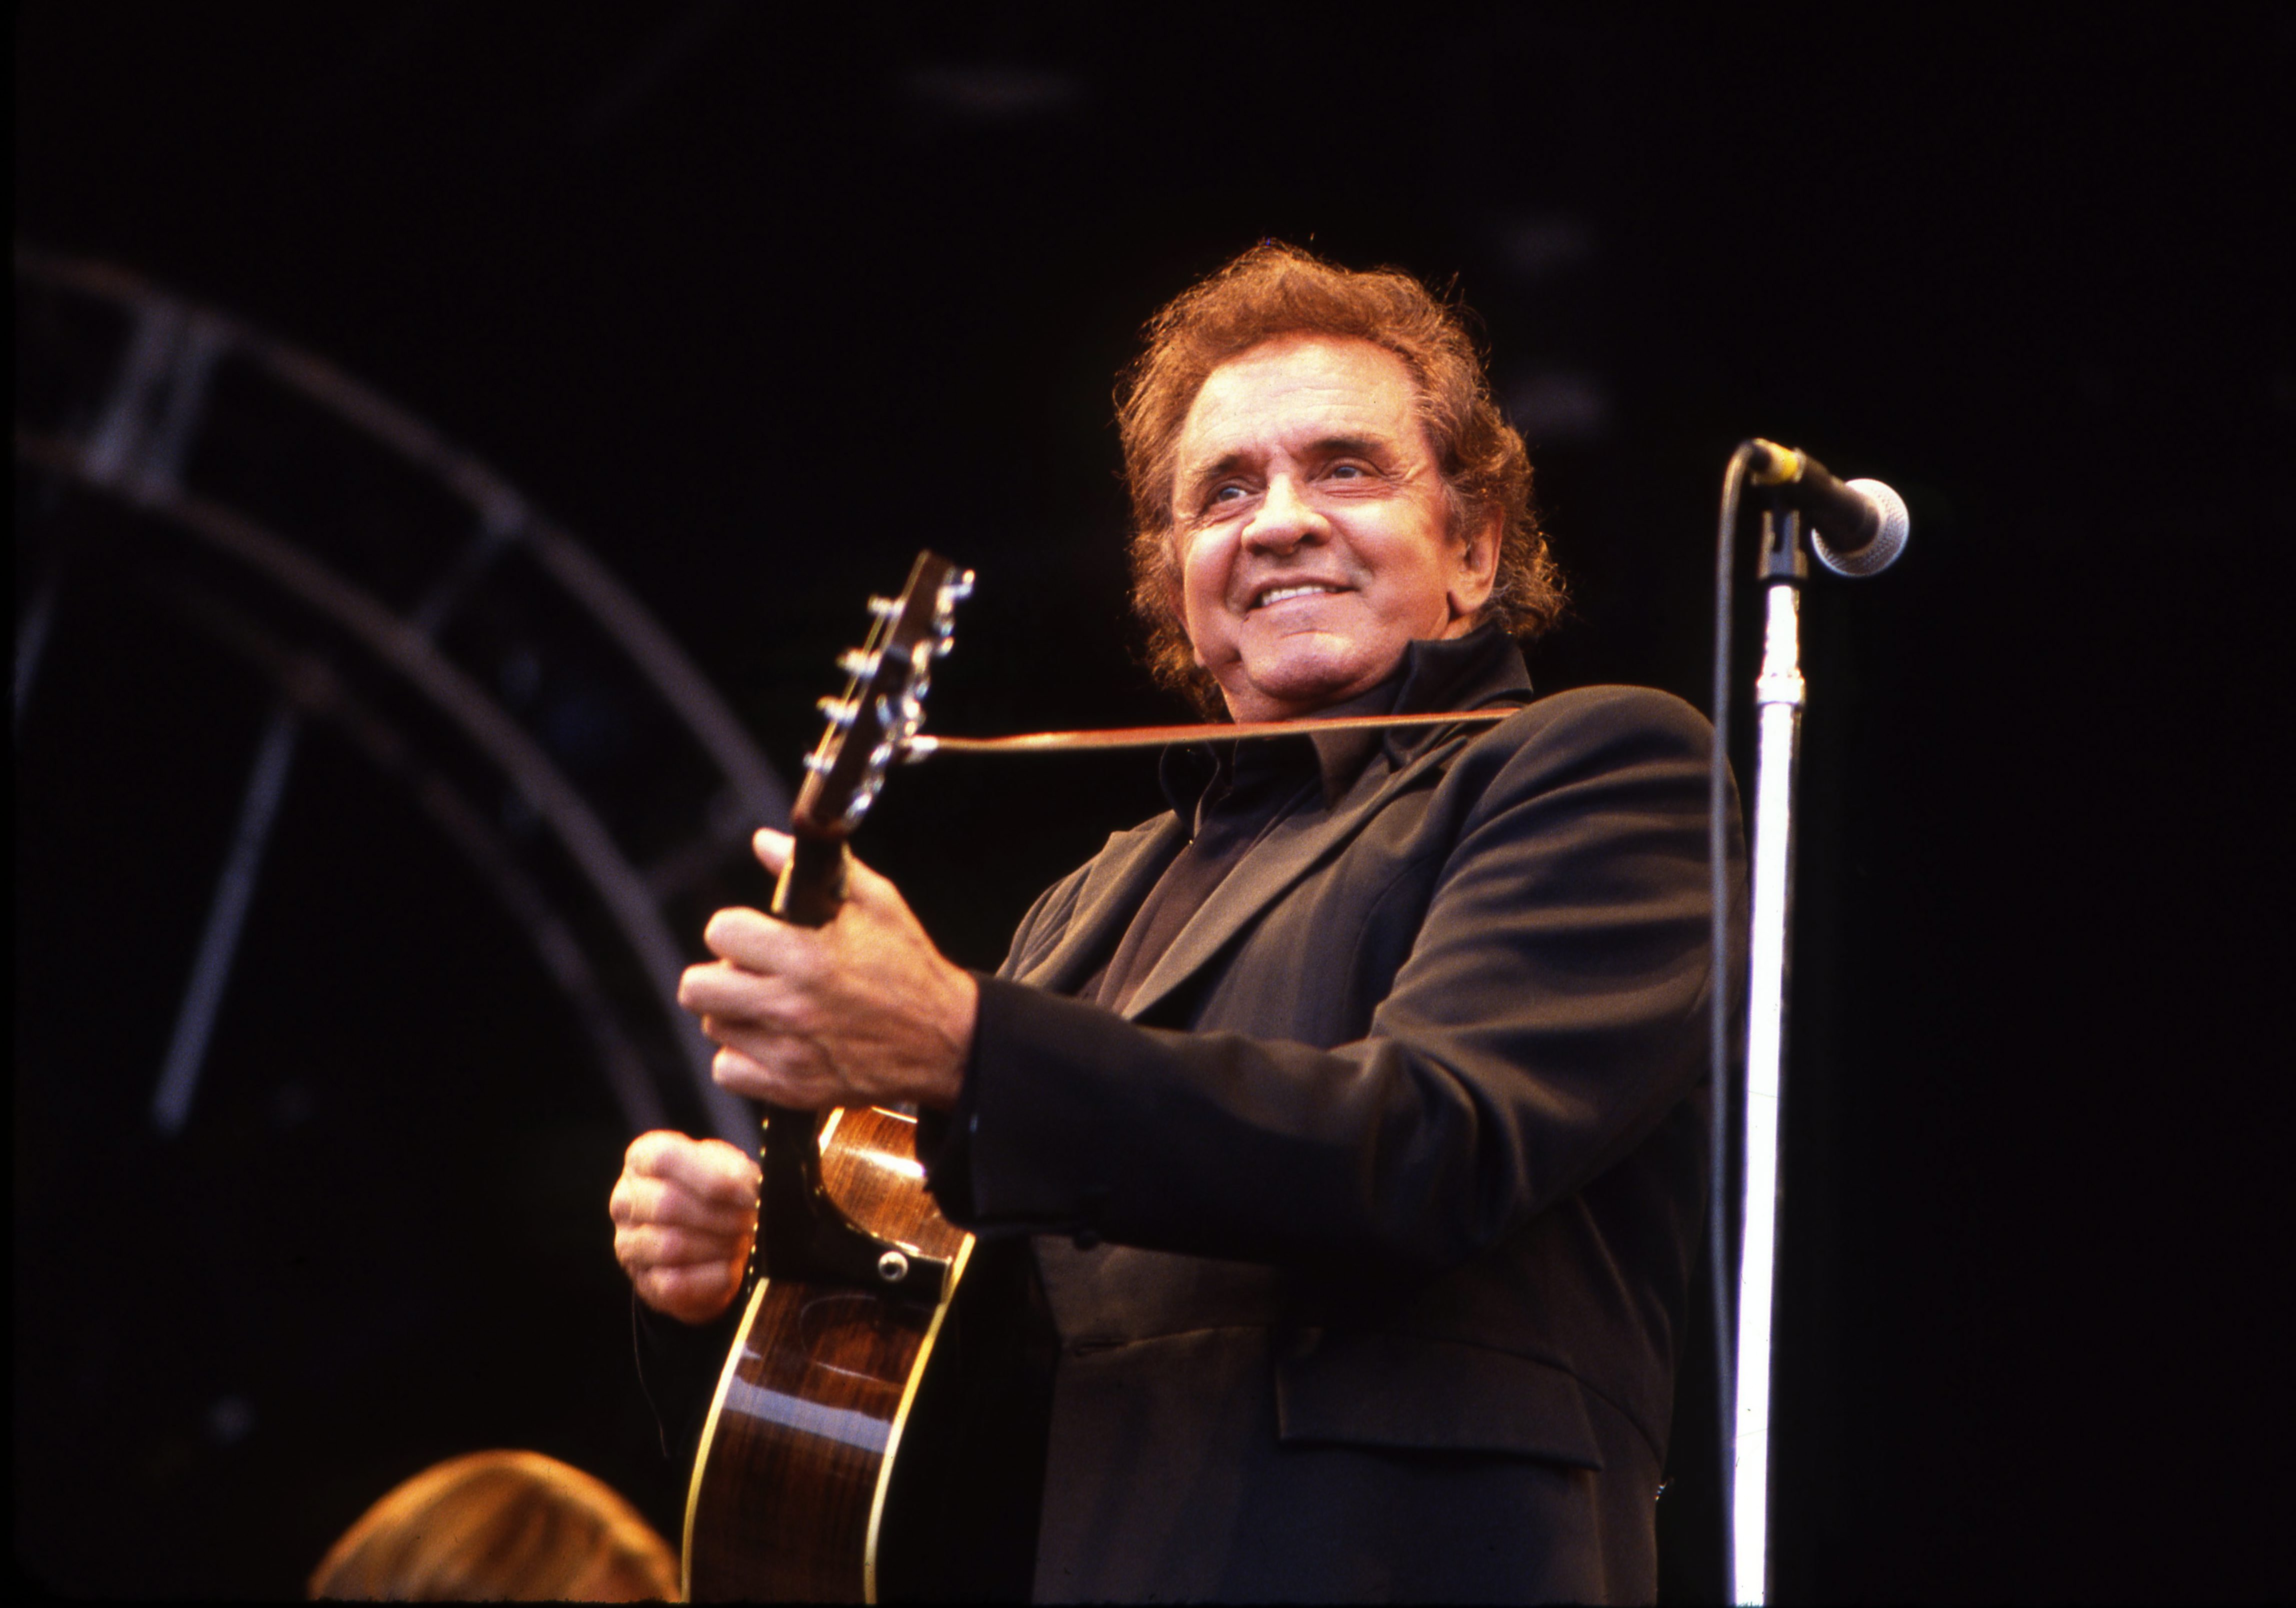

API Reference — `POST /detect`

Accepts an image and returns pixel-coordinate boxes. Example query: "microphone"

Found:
[1746,439,1910,577]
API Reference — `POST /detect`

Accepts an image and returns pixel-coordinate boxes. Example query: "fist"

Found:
[609,1130,760,1325]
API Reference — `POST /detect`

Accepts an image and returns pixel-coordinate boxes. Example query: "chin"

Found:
[1234,641,1386,715]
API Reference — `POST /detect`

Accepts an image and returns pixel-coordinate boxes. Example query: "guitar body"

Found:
[682,1106,968,1602]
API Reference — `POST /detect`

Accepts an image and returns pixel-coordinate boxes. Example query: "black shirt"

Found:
[1079,672,1406,1013]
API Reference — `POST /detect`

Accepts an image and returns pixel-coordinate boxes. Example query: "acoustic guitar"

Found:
[682,553,1050,1603]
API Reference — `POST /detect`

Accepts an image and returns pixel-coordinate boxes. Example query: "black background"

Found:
[14,4,2292,1600]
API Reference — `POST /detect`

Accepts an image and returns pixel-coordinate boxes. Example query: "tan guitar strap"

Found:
[906,706,1518,757]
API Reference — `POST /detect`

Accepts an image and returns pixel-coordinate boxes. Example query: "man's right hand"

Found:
[610,1130,761,1326]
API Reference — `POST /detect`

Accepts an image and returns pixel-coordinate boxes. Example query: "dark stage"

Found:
[14,5,2291,1600]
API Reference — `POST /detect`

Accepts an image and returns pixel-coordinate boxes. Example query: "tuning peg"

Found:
[838,648,877,679]
[802,751,834,773]
[942,571,976,602]
[816,696,858,727]
[867,595,902,620]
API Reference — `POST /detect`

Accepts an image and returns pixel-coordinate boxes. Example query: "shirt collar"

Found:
[1156,624,1534,819]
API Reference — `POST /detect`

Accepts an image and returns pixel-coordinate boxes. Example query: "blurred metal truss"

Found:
[14,244,784,1143]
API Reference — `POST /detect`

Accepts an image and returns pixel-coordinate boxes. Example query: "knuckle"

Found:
[776,995,818,1036]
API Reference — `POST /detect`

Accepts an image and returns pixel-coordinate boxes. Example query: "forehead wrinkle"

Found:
[1171,335,1429,513]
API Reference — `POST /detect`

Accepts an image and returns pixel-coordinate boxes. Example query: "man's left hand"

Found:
[678,829,976,1112]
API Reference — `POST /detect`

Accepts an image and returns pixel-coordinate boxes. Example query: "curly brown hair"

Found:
[1117,240,1564,713]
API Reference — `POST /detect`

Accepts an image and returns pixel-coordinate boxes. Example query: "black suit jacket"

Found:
[927,632,1740,1603]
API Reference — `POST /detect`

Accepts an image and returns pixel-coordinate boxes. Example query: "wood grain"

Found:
[684,1106,970,1603]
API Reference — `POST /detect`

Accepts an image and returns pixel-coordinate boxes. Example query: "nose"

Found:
[1240,473,1326,556]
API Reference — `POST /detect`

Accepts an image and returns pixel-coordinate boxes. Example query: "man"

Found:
[612,242,1737,1602]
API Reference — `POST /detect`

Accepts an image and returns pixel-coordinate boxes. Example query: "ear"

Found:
[1446,507,1503,621]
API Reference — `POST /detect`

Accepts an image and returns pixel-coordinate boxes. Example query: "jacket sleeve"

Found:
[931,686,1735,1279]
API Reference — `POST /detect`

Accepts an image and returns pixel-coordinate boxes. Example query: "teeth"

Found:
[1256,584,1341,608]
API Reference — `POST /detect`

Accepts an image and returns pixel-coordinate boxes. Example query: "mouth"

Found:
[1248,580,1350,611]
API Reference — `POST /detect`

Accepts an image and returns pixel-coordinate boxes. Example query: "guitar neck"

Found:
[770,827,849,930]
[750,821,946,1299]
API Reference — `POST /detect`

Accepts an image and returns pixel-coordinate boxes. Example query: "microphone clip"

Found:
[1758,504,1810,584]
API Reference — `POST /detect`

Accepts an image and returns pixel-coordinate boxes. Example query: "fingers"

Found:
[746,829,902,924]
[612,1130,754,1325]
[836,848,906,918]
[630,1257,746,1326]
[698,906,817,978]
[680,956,818,1028]
[750,827,792,874]
[708,1041,844,1110]
[611,1170,754,1235]
[623,1130,760,1203]
[614,1206,750,1325]
[680,840,964,1111]
[616,1217,746,1269]
[704,1017,828,1076]
[620,1130,760,1214]
[696,839,912,979]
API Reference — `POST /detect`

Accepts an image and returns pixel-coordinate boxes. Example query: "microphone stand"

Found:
[1731,503,1806,1606]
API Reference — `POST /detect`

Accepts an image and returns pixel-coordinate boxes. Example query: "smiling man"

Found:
[612,243,1740,1603]
[1170,332,1500,721]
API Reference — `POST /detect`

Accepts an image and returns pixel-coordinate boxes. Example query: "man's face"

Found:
[1171,334,1498,723]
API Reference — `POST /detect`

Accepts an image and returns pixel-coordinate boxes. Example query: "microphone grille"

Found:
[1812,478,1910,577]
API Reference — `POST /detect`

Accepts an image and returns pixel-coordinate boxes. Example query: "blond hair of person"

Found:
[308,1449,678,1601]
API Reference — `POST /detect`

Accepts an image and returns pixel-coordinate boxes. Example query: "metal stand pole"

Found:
[1732,510,1805,1606]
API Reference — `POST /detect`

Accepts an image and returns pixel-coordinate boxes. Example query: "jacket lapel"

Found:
[1115,727,1482,1023]
[1020,629,1534,1017]
[1016,816,1187,995]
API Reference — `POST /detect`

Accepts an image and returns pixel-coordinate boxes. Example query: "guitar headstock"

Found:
[793,550,972,838]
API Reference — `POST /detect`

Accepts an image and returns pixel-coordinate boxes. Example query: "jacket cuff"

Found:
[914,972,990,1222]
[954,973,1168,1235]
